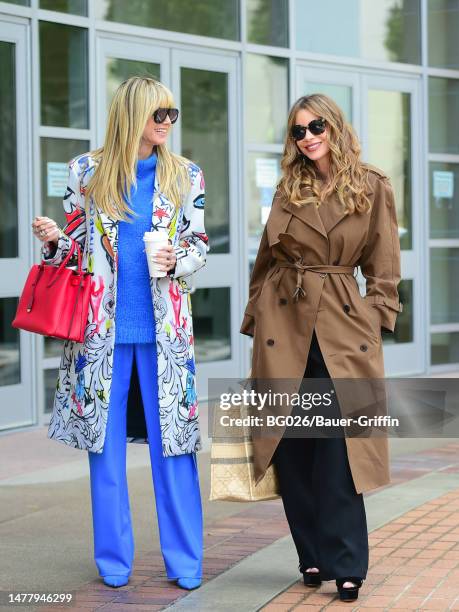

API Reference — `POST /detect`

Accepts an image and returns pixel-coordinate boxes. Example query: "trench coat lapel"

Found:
[280,191,328,239]
[279,185,369,237]
[319,190,349,235]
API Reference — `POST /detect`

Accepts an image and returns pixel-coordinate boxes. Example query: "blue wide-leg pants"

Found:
[88,343,203,580]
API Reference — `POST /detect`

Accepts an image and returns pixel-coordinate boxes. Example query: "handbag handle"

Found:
[25,239,81,313]
[46,239,82,288]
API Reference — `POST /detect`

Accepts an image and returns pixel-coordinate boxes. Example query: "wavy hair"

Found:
[85,77,190,219]
[278,94,371,214]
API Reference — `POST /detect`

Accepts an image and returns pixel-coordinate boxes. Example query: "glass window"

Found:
[106,59,160,113]
[193,288,231,362]
[298,81,352,123]
[0,41,18,259]
[2,0,29,4]
[295,0,421,65]
[40,21,89,128]
[428,0,459,69]
[247,0,288,47]
[95,0,240,41]
[44,338,63,360]
[429,162,459,239]
[181,67,229,254]
[247,152,281,270]
[431,332,459,365]
[40,0,87,15]
[429,78,459,155]
[430,248,459,325]
[246,54,288,144]
[44,368,57,414]
[41,138,89,229]
[368,89,412,250]
[0,298,20,387]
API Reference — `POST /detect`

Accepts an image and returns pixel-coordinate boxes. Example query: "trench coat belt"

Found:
[276,262,356,302]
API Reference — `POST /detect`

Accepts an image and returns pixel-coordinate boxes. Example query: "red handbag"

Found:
[12,239,91,343]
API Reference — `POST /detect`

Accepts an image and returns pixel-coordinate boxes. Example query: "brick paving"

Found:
[42,442,459,611]
[262,488,459,611]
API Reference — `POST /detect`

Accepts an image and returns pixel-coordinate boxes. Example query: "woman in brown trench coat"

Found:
[240,94,402,601]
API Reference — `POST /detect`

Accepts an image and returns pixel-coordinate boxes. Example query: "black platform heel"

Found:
[335,577,363,601]
[299,564,322,587]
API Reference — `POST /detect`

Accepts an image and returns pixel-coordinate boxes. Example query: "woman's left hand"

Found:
[154,243,177,273]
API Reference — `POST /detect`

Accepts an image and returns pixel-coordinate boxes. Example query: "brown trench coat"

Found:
[240,164,403,494]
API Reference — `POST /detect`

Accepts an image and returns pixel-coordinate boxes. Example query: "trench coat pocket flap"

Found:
[365,295,403,313]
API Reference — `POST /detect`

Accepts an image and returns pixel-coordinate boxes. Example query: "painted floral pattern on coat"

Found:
[43,153,209,457]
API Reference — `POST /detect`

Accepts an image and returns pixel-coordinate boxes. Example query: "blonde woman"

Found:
[241,94,402,601]
[31,77,208,590]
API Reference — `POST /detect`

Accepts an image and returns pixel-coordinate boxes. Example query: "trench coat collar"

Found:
[96,173,174,254]
[279,185,348,238]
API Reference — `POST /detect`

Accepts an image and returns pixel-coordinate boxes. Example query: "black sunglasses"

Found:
[153,107,179,124]
[291,118,326,141]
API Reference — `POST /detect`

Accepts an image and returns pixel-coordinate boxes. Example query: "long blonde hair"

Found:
[85,76,190,219]
[278,94,371,214]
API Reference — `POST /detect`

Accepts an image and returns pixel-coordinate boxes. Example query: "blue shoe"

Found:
[177,577,201,590]
[102,575,129,588]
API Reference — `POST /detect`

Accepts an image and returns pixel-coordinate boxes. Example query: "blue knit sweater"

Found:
[115,152,157,343]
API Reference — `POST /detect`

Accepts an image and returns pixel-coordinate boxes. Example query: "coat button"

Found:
[360,344,368,352]
[343,304,351,314]
[267,339,275,346]
[279,298,288,305]
[319,273,327,278]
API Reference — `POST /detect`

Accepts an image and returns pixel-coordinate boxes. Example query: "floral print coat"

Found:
[43,153,208,457]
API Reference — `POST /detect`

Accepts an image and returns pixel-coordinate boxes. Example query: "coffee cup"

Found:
[143,231,170,278]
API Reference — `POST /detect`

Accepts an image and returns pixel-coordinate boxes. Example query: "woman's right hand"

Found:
[31,216,61,244]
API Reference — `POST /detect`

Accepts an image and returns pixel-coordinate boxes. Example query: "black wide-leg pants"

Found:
[272,329,369,581]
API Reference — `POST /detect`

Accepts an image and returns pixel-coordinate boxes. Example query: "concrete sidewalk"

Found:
[1,427,458,612]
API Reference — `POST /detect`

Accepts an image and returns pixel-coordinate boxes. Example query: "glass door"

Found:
[0,19,34,430]
[97,37,241,396]
[296,65,424,375]
[96,35,169,144]
[362,74,423,375]
[172,49,240,395]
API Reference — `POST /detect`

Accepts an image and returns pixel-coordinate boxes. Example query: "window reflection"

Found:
[44,368,57,414]
[193,287,231,362]
[298,82,352,123]
[431,332,459,365]
[430,248,459,325]
[246,54,288,144]
[0,41,18,259]
[95,0,240,41]
[428,0,459,69]
[247,0,288,47]
[181,67,229,254]
[247,152,281,271]
[106,59,160,112]
[429,163,459,239]
[40,0,87,15]
[40,21,89,128]
[429,78,459,155]
[295,0,421,65]
[41,138,89,230]
[0,298,20,387]
[368,89,412,250]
